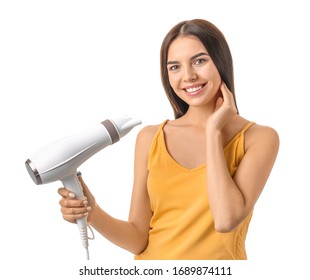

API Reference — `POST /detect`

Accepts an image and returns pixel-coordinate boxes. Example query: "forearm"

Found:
[88,204,148,255]
[206,128,245,232]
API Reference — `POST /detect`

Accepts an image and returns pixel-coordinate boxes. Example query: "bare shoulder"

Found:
[135,123,162,152]
[137,124,161,143]
[245,123,280,153]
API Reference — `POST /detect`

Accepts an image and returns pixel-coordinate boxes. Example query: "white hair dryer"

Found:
[25,116,142,259]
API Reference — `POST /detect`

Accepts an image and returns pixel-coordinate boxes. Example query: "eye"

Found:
[168,64,179,71]
[194,58,206,65]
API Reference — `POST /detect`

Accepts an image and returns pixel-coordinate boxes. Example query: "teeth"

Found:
[186,85,202,93]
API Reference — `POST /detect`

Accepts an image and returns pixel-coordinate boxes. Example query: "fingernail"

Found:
[83,200,88,205]
[87,206,92,212]
[84,212,89,216]
[69,193,75,198]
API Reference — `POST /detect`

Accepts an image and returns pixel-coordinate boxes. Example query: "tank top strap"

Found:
[235,121,255,159]
[240,121,255,135]
[156,119,169,137]
[153,119,169,146]
[149,119,169,150]
[148,119,169,169]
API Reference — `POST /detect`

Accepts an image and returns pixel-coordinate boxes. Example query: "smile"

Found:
[183,83,206,96]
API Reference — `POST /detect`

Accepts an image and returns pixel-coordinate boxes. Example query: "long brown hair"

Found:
[160,19,238,119]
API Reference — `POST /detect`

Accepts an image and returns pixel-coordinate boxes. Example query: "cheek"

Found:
[213,74,222,87]
[210,76,222,95]
[168,74,180,91]
[206,66,221,86]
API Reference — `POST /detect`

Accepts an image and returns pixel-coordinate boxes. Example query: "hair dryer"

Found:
[25,116,142,259]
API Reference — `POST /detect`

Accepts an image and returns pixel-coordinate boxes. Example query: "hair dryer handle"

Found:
[62,173,85,199]
[61,173,89,250]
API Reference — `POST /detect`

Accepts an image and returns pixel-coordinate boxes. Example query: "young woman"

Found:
[58,19,279,260]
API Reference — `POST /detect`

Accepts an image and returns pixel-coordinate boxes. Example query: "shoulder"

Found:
[136,124,161,143]
[132,122,165,168]
[135,122,164,153]
[246,123,279,145]
[245,122,280,155]
[230,115,279,149]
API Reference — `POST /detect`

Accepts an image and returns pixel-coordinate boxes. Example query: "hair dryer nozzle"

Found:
[25,159,42,185]
[108,116,142,138]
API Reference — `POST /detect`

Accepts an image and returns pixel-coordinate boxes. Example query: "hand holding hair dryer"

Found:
[25,116,142,259]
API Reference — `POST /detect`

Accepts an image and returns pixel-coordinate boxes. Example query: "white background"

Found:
[1,0,309,279]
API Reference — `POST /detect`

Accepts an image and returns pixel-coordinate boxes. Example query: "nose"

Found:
[183,66,198,82]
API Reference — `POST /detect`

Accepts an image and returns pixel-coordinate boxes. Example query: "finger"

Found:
[61,205,90,215]
[226,90,237,113]
[221,83,237,113]
[223,84,235,105]
[220,83,231,104]
[61,205,91,224]
[215,96,224,111]
[58,187,76,199]
[59,197,88,208]
[62,212,89,223]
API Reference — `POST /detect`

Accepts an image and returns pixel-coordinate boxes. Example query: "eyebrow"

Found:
[167,52,209,65]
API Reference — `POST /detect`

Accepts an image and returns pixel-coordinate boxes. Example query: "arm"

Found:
[58,126,155,255]
[206,84,279,233]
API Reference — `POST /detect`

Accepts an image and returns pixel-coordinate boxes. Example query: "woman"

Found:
[58,19,279,260]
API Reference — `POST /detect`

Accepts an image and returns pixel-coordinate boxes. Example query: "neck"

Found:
[179,104,215,127]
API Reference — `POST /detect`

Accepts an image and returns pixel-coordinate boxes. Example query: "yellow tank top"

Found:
[135,120,255,260]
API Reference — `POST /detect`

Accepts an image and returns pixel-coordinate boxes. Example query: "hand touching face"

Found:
[207,82,238,130]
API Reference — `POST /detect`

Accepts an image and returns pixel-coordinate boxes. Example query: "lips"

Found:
[183,83,206,96]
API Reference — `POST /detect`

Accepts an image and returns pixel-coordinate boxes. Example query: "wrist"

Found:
[206,123,221,138]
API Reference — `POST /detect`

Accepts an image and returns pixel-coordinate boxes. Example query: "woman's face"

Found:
[167,36,222,109]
